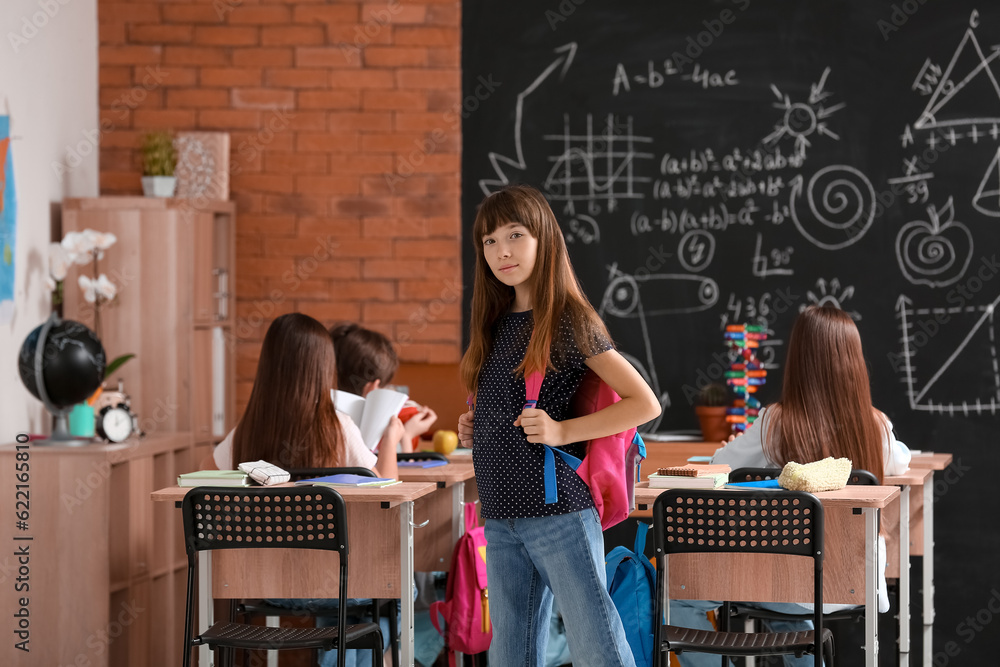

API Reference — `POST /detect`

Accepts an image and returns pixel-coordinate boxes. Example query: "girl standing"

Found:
[671,305,911,667]
[458,185,661,667]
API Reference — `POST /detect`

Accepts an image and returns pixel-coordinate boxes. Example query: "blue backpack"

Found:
[606,522,656,667]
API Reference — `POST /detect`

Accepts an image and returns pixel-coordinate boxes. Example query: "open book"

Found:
[332,387,409,450]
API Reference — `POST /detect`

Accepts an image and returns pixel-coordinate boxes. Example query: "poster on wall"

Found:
[0,115,15,325]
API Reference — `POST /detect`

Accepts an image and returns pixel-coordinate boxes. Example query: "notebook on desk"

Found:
[294,474,401,487]
[398,460,448,468]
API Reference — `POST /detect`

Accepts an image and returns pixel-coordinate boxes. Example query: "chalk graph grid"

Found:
[542,113,653,214]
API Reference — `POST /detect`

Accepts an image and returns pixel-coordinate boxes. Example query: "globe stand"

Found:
[29,313,98,447]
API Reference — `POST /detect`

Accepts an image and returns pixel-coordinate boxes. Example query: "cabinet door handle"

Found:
[212,268,229,320]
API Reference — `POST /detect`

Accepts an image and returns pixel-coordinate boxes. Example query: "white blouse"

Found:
[212,412,377,471]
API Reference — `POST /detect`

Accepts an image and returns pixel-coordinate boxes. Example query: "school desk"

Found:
[634,483,899,667]
[900,451,953,667]
[396,460,478,570]
[884,466,934,666]
[152,481,437,667]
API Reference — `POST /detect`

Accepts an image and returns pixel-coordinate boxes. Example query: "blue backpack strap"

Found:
[633,520,651,555]
[525,370,583,504]
[633,431,647,459]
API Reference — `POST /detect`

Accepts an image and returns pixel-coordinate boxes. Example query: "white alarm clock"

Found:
[97,404,135,443]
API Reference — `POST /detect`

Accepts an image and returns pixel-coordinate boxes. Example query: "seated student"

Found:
[671,305,911,667]
[330,322,438,452]
[202,312,404,667]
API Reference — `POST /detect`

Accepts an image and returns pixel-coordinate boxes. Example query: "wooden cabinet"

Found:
[0,433,197,667]
[61,197,237,446]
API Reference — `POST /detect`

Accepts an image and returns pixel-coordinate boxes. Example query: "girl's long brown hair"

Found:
[764,305,886,481]
[460,185,611,396]
[233,313,345,469]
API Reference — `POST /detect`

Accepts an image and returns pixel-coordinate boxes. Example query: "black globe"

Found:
[18,318,106,410]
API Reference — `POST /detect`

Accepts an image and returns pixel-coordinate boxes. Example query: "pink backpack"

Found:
[526,369,647,530]
[429,502,492,663]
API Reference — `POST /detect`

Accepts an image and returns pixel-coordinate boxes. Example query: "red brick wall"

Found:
[97,0,463,407]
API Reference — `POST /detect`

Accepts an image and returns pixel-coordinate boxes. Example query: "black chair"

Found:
[397,451,449,462]
[651,489,835,667]
[237,467,400,667]
[181,486,384,667]
[725,467,877,631]
[728,467,878,487]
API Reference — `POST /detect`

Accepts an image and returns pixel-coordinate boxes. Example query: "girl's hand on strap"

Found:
[458,408,474,448]
[515,408,565,446]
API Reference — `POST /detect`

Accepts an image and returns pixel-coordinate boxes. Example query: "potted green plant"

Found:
[694,383,732,442]
[141,131,177,197]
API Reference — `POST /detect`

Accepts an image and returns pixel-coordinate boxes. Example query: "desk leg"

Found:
[400,501,415,667]
[922,479,935,667]
[899,486,911,666]
[864,507,880,667]
[453,484,465,666]
[199,551,214,667]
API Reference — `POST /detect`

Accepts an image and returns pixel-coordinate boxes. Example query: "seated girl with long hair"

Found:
[202,312,404,667]
[671,305,910,667]
[206,312,403,478]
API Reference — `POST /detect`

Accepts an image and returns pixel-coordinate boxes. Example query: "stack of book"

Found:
[177,470,251,487]
[294,474,401,488]
[647,464,730,489]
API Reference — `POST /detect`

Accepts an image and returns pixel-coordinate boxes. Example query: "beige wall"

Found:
[0,0,99,433]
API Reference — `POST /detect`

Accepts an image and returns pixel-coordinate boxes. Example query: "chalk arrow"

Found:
[479,43,578,195]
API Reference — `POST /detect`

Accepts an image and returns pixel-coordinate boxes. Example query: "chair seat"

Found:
[665,624,834,656]
[200,621,382,651]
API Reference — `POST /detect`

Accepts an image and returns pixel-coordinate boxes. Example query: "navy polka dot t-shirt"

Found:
[472,310,614,520]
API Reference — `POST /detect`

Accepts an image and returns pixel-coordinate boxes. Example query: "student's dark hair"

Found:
[330,322,399,395]
[460,184,611,396]
[233,313,344,469]
[764,305,887,482]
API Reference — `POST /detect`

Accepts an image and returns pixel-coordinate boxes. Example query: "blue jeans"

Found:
[669,599,824,667]
[266,598,393,667]
[484,509,636,667]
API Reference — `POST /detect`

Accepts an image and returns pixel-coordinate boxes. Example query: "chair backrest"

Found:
[285,466,376,482]
[651,489,825,665]
[729,466,879,486]
[398,451,448,462]
[182,486,349,556]
[180,486,353,666]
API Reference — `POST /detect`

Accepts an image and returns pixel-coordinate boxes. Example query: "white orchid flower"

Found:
[79,274,118,303]
[49,242,69,281]
[95,274,117,301]
[91,230,117,251]
[62,231,96,265]
[78,274,98,303]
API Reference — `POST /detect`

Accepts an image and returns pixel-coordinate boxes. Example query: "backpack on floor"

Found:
[429,502,491,665]
[606,522,656,667]
[526,369,647,530]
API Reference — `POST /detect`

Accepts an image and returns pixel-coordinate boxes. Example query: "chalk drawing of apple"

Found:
[896,197,973,288]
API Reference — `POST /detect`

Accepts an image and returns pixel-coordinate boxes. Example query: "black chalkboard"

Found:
[462,1,1000,663]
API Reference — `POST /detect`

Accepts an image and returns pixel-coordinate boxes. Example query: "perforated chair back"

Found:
[286,466,377,483]
[729,466,879,486]
[651,489,827,667]
[181,487,381,667]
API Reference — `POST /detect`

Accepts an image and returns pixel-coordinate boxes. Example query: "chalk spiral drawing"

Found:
[789,165,876,250]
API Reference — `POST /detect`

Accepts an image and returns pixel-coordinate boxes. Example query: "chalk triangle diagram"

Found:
[973,148,1000,217]
[904,300,1000,411]
[914,28,1000,130]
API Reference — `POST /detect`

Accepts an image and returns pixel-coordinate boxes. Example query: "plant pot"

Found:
[695,405,731,442]
[141,176,177,198]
